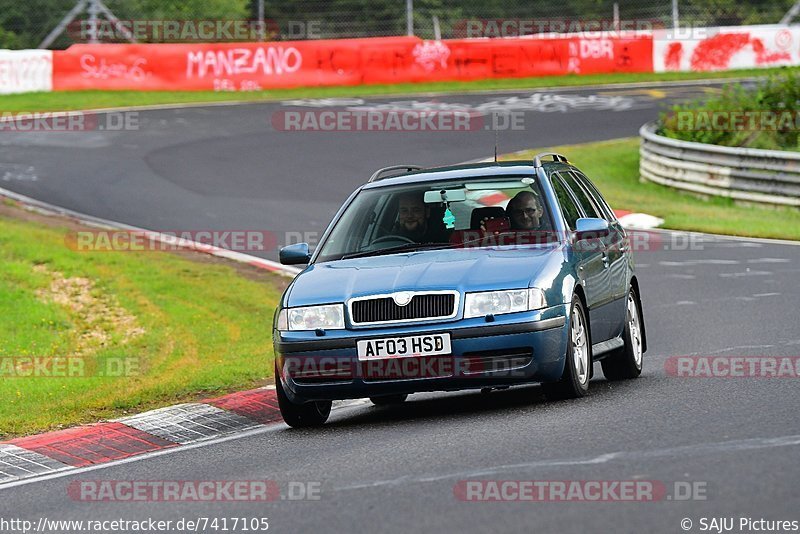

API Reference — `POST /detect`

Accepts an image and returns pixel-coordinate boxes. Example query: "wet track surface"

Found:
[1,81,799,533]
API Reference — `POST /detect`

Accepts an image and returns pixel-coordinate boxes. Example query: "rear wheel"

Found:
[601,289,643,381]
[370,394,408,406]
[275,364,332,428]
[542,296,591,400]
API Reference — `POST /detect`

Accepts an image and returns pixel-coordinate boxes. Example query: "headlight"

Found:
[279,304,345,331]
[464,288,547,318]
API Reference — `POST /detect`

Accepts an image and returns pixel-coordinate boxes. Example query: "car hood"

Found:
[285,245,564,307]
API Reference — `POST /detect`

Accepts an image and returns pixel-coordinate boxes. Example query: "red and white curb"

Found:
[0,387,285,486]
[113,404,262,445]
[0,444,75,481]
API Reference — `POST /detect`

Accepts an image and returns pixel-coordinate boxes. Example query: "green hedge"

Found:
[659,70,800,152]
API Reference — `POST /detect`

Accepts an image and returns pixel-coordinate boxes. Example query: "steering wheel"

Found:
[371,234,416,245]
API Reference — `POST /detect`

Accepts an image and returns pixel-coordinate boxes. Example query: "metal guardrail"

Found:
[639,121,800,207]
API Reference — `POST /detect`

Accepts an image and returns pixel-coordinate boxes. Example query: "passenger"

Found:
[506,191,546,231]
[479,191,550,246]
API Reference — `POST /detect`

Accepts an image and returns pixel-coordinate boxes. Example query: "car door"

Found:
[570,170,629,339]
[550,172,611,343]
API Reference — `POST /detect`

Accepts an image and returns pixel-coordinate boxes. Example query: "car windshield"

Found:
[314,175,556,263]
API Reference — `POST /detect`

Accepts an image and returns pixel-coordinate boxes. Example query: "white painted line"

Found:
[333,434,800,491]
[0,185,301,277]
[746,258,791,263]
[0,424,282,491]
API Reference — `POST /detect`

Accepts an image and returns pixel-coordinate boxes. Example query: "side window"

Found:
[550,174,582,230]
[561,172,600,219]
[571,171,616,222]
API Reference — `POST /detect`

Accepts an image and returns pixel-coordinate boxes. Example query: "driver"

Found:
[392,192,431,242]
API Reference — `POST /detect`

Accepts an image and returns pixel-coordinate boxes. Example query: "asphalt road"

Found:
[2,81,732,261]
[2,80,799,533]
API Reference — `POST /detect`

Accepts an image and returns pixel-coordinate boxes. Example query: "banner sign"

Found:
[51,35,652,92]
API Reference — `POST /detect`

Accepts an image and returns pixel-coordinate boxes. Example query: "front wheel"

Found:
[275,364,332,428]
[601,289,644,381]
[542,295,591,400]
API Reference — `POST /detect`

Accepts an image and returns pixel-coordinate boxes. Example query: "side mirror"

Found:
[574,218,610,241]
[279,243,311,265]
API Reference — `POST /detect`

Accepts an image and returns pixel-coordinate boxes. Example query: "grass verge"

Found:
[1,67,794,113]
[503,138,800,241]
[0,201,285,438]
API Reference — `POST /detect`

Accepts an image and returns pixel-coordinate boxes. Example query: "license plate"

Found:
[357,334,451,361]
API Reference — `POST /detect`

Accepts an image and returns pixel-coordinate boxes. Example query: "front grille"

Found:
[293,374,353,385]
[351,292,456,324]
[462,348,533,375]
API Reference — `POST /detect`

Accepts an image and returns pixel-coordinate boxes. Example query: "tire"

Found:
[369,394,408,406]
[275,364,332,428]
[601,288,644,381]
[542,295,591,400]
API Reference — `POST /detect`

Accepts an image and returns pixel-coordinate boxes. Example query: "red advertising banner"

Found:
[52,35,653,92]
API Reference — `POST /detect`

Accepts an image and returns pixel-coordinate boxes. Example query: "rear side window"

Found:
[550,174,582,230]
[560,172,600,219]
[570,171,616,222]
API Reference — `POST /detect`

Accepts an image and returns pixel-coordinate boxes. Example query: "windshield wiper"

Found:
[341,242,452,260]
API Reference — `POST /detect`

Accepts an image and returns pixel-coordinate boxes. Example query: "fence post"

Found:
[672,0,680,30]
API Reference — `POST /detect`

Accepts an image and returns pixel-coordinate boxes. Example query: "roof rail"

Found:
[368,164,424,183]
[532,152,569,168]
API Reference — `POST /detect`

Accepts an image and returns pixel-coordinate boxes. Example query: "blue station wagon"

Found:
[273,153,647,427]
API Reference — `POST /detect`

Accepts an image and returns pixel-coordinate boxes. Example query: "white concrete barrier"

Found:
[654,24,800,72]
[0,49,53,94]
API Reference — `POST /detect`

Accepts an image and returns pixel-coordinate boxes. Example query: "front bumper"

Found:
[274,305,570,402]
